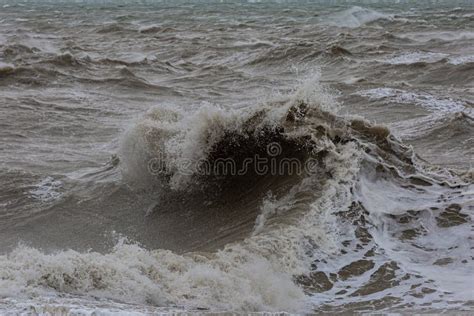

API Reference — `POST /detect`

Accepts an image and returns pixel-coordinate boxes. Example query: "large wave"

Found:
[0,75,472,313]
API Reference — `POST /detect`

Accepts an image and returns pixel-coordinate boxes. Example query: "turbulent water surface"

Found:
[0,1,473,314]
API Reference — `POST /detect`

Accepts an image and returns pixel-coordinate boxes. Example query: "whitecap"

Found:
[356,88,465,113]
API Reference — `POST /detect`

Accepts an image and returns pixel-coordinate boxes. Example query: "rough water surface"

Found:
[0,1,473,314]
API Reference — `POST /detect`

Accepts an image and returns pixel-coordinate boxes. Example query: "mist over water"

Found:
[0,0,473,314]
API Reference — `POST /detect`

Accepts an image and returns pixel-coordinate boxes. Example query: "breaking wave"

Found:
[0,75,471,313]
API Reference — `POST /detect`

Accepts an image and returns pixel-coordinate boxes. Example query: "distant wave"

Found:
[321,6,392,28]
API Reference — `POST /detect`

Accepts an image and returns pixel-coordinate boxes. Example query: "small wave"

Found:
[2,43,38,57]
[399,31,474,42]
[96,23,129,34]
[102,52,157,65]
[328,45,352,56]
[69,67,179,94]
[391,111,473,140]
[381,52,448,65]
[379,52,474,66]
[49,52,83,66]
[138,24,175,34]
[245,45,322,66]
[48,51,157,67]
[29,176,63,202]
[138,24,163,34]
[231,39,275,49]
[448,55,474,65]
[322,6,392,28]
[0,65,67,85]
[0,62,15,75]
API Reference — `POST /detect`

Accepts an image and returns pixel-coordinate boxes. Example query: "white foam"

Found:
[381,52,448,65]
[0,240,306,311]
[29,177,63,202]
[357,88,465,113]
[356,170,441,216]
[362,175,474,301]
[448,55,474,65]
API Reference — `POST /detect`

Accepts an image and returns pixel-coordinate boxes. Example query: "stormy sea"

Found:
[0,0,473,314]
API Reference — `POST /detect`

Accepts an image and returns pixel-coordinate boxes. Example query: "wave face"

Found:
[0,2,473,314]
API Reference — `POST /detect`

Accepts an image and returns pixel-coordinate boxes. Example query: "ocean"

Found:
[0,0,473,314]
